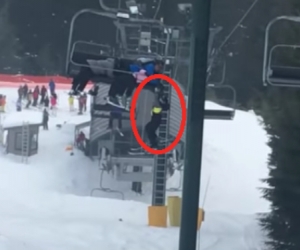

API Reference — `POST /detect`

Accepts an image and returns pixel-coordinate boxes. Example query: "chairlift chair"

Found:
[204,84,236,120]
[263,15,300,87]
[207,60,226,86]
[266,44,300,87]
[65,9,174,89]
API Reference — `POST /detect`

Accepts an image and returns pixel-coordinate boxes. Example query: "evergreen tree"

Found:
[259,1,300,248]
[0,0,23,74]
[260,87,300,250]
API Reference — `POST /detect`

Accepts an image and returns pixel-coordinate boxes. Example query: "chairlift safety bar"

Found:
[263,15,300,87]
[267,44,300,86]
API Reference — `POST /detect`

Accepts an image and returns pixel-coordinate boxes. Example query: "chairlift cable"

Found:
[153,0,162,20]
[201,174,211,208]
[217,0,259,52]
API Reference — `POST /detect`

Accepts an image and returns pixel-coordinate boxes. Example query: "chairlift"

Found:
[263,15,300,87]
[266,44,300,86]
[204,84,236,120]
[99,0,128,14]
[207,60,226,86]
[111,156,155,182]
[65,9,173,87]
[90,168,125,199]
[91,147,125,199]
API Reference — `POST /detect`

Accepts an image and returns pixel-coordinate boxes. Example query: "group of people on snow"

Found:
[17,80,57,111]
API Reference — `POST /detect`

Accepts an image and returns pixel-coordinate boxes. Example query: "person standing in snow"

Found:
[40,85,47,105]
[32,86,39,106]
[44,94,49,108]
[76,131,85,150]
[42,108,49,130]
[18,85,23,100]
[26,90,33,108]
[49,79,55,95]
[23,84,28,99]
[0,95,3,112]
[50,93,57,116]
[82,92,87,112]
[16,98,22,112]
[68,94,74,112]
[1,95,6,112]
[78,94,84,115]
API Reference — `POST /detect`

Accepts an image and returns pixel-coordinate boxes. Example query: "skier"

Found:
[42,108,49,130]
[50,93,57,115]
[32,86,39,107]
[18,85,23,100]
[78,94,84,115]
[2,95,6,112]
[0,95,3,112]
[23,84,28,99]
[26,90,33,108]
[76,131,85,150]
[16,98,22,112]
[107,58,164,110]
[68,94,74,112]
[40,85,47,105]
[44,94,49,108]
[70,56,163,103]
[49,79,55,95]
[70,55,115,95]
[82,92,87,112]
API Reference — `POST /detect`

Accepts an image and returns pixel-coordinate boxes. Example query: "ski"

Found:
[128,150,147,156]
[115,127,124,137]
[129,147,142,152]
[106,98,125,109]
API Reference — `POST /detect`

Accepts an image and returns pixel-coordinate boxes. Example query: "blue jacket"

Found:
[49,80,55,91]
[129,62,159,86]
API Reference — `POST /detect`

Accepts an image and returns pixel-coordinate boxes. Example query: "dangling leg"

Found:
[72,67,94,94]
[107,57,134,108]
[145,122,158,149]
[107,74,127,108]
[115,112,124,136]
[123,74,137,110]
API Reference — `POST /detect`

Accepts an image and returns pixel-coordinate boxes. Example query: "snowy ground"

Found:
[0,87,270,249]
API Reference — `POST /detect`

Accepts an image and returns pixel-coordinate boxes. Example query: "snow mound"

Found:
[0,87,269,249]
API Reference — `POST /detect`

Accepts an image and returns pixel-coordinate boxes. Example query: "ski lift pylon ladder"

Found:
[21,122,30,163]
[151,67,172,206]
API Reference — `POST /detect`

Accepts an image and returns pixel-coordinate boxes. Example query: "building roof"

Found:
[2,111,42,129]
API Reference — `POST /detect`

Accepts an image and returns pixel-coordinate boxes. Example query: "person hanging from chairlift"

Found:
[70,55,164,109]
[70,55,115,95]
[107,57,164,110]
[129,91,170,154]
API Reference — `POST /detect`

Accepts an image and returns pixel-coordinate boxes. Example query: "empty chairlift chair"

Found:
[267,44,300,86]
[263,15,300,87]
[205,84,236,120]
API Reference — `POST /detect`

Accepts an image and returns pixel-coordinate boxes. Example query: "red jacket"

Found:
[33,90,39,99]
[51,96,56,106]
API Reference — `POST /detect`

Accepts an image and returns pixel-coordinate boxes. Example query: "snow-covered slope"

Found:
[0,87,269,249]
